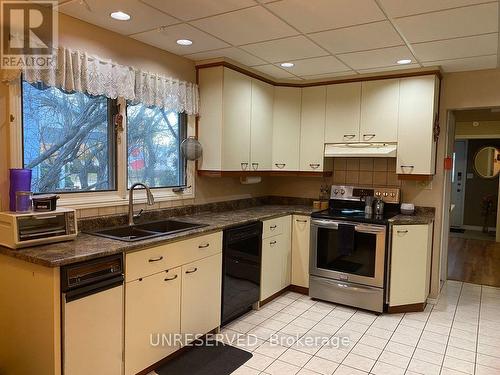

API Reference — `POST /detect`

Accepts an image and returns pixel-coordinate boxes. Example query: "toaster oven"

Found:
[0,208,77,249]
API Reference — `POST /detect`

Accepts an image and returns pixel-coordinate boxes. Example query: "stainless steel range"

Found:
[309,185,401,312]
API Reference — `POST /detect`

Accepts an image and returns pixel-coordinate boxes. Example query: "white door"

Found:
[360,79,399,143]
[450,140,467,227]
[250,79,274,171]
[222,68,252,171]
[272,87,301,171]
[300,86,326,171]
[325,82,361,143]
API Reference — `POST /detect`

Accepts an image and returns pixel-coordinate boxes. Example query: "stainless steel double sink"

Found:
[87,219,207,242]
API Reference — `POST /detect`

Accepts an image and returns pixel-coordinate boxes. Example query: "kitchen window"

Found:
[16,79,191,206]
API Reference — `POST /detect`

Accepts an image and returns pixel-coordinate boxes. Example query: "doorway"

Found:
[446,108,500,287]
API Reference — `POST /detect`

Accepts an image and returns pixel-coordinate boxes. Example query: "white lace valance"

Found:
[9,47,199,115]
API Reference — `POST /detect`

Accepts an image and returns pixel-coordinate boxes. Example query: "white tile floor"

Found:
[219,281,500,375]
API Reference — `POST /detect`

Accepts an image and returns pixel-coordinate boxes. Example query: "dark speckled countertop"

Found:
[389,206,435,225]
[0,205,315,267]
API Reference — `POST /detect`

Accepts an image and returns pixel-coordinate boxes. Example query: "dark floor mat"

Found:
[450,227,465,233]
[155,343,252,375]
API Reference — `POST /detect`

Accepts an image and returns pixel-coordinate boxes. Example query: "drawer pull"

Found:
[270,240,277,246]
[275,163,286,169]
[343,134,356,139]
[309,163,320,169]
[198,243,210,248]
[252,162,259,170]
[296,219,308,223]
[186,267,198,274]
[148,256,163,262]
[164,274,178,281]
[400,165,415,168]
[397,230,409,234]
[241,162,248,170]
[363,134,376,139]
[270,225,277,230]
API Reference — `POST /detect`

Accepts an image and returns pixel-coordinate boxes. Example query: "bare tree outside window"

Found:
[22,81,115,193]
[127,103,185,188]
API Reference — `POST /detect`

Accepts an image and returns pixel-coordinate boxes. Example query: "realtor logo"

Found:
[1,0,58,69]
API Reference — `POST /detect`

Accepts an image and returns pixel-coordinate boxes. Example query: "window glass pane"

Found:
[127,103,184,188]
[22,81,115,193]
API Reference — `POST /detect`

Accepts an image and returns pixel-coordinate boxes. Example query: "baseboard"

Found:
[461,225,496,232]
[260,284,310,307]
[387,302,426,313]
[289,284,309,295]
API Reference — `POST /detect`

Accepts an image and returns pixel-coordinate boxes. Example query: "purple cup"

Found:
[9,169,32,211]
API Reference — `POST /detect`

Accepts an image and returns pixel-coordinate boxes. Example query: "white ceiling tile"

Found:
[58,0,179,35]
[300,71,357,80]
[379,0,494,18]
[413,33,498,62]
[422,54,497,72]
[337,45,416,70]
[190,6,298,45]
[184,47,267,66]
[252,64,297,78]
[140,0,256,21]
[241,36,326,63]
[132,24,229,55]
[265,0,386,33]
[309,21,403,55]
[394,3,498,43]
[278,56,350,75]
[357,63,421,74]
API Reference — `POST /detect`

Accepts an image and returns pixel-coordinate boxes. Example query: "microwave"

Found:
[0,208,77,249]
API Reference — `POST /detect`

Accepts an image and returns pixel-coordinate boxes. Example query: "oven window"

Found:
[316,227,377,277]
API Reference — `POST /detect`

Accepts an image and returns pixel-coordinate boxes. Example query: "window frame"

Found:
[9,78,195,210]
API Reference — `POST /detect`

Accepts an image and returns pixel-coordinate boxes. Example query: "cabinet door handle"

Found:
[296,219,308,223]
[185,267,198,274]
[270,240,277,246]
[275,163,286,169]
[252,162,259,170]
[270,225,277,230]
[343,134,356,139]
[241,162,248,170]
[397,230,409,234]
[164,274,178,281]
[148,256,163,262]
[363,134,376,139]
[309,163,320,169]
[400,165,415,168]
[198,243,210,248]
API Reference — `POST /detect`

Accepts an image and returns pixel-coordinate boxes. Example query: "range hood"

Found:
[324,143,397,158]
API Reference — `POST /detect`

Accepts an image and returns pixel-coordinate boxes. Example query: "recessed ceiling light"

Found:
[397,59,412,65]
[176,39,193,46]
[110,11,131,21]
[280,62,294,68]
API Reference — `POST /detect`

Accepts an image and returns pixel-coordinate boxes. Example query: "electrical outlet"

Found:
[416,180,433,190]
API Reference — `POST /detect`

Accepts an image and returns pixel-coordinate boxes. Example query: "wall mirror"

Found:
[474,146,500,178]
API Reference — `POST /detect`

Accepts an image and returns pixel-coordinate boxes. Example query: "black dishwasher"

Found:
[222,221,263,325]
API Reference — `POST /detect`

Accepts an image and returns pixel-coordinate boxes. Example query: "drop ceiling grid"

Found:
[56,0,500,78]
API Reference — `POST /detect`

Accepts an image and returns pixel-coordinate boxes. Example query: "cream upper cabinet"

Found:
[250,79,274,171]
[389,224,433,308]
[198,67,251,171]
[300,86,326,171]
[181,253,222,337]
[125,268,181,375]
[261,216,292,300]
[360,79,400,143]
[397,75,439,175]
[291,215,310,288]
[325,82,362,143]
[222,68,252,171]
[272,87,301,171]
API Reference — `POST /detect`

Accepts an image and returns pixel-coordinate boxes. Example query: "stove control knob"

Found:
[334,189,339,195]
[390,192,396,198]
[383,192,389,197]
[375,191,381,197]
[340,189,345,195]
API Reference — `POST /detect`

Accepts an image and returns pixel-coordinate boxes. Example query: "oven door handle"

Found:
[311,219,340,228]
[354,225,386,234]
[312,219,386,233]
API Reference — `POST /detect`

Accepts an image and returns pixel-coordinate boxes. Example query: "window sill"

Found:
[58,189,195,210]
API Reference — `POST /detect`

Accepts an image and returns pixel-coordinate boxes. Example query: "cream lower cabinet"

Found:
[389,224,433,308]
[261,216,292,300]
[291,215,310,288]
[181,253,222,338]
[125,268,181,375]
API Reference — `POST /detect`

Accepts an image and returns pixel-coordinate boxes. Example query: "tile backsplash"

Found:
[332,157,401,187]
